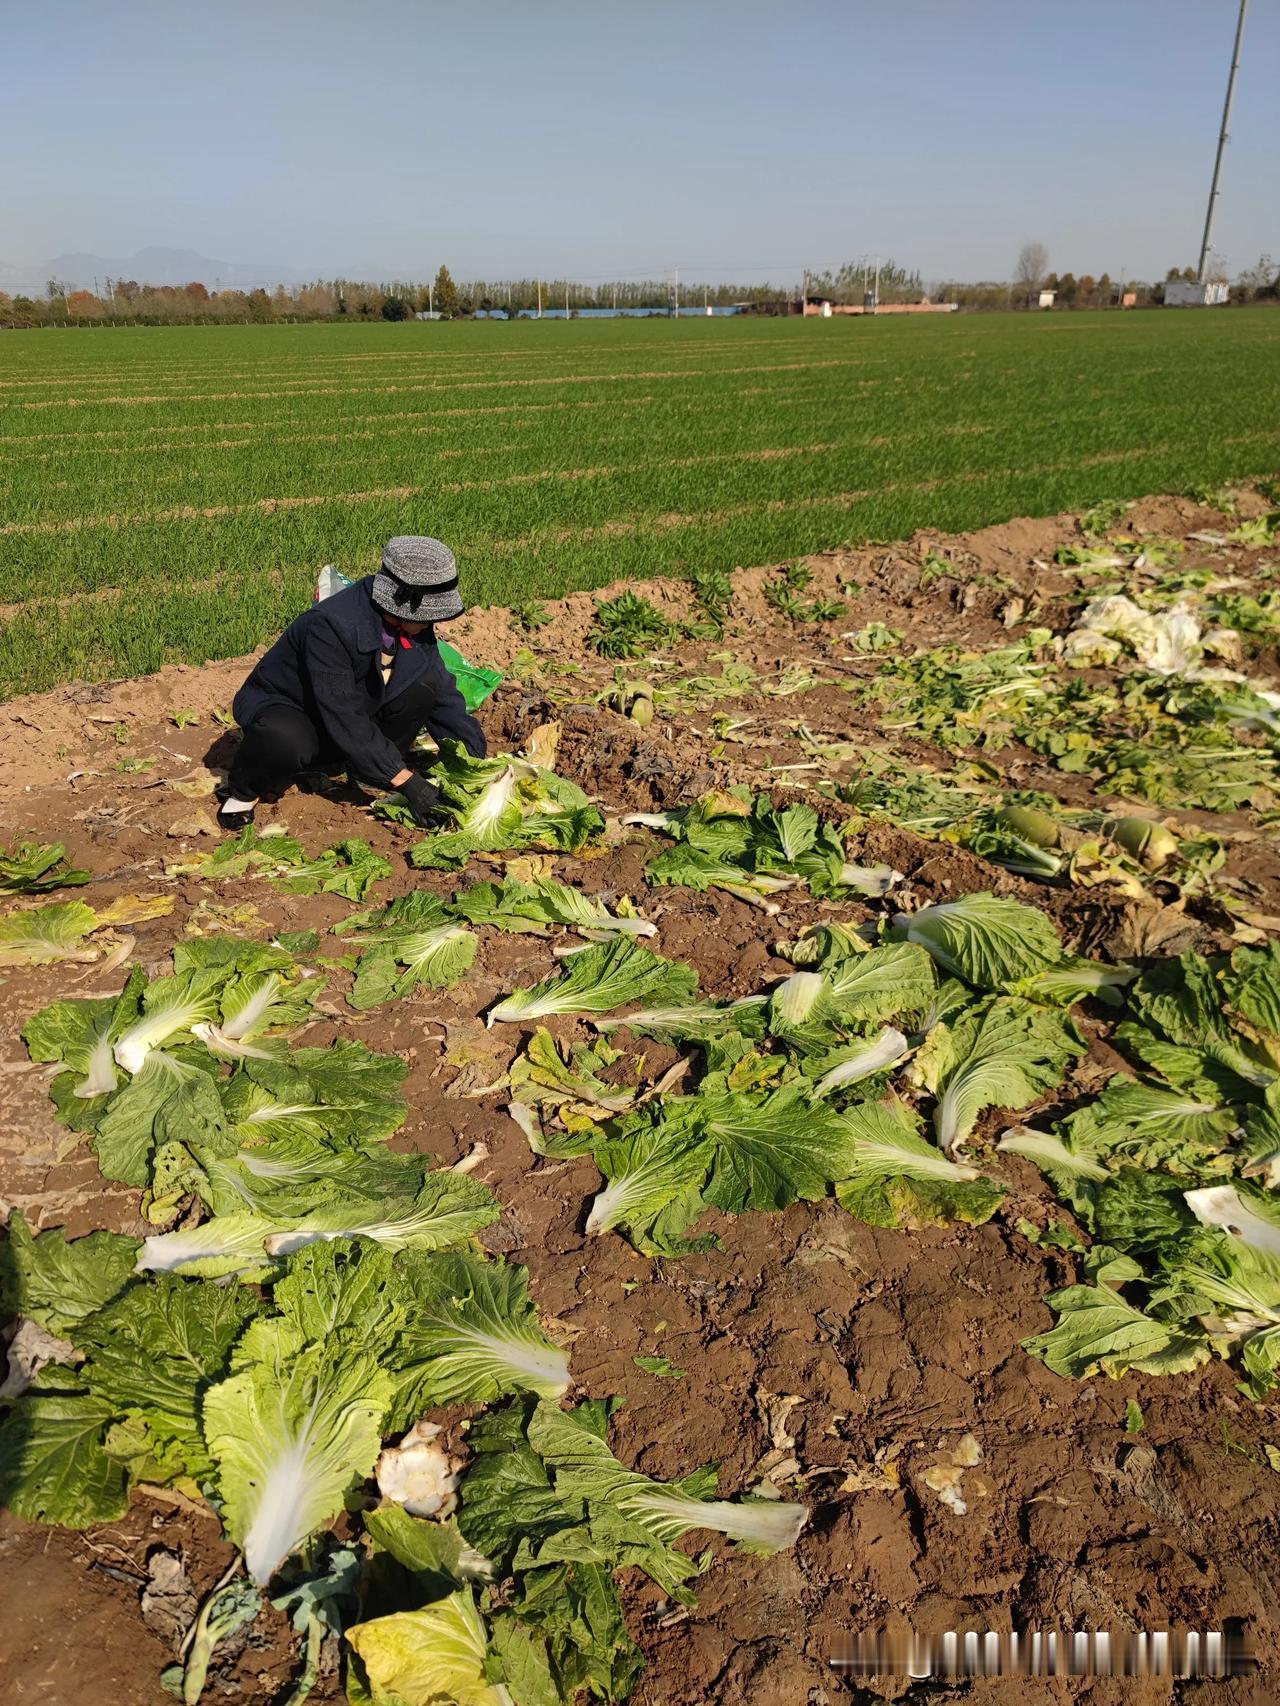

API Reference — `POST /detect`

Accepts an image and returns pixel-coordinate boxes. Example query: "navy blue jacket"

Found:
[233,578,486,786]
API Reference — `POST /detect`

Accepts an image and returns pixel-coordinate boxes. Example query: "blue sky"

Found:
[3,0,1275,284]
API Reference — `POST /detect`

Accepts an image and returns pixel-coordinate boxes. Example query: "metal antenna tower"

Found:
[1198,0,1250,282]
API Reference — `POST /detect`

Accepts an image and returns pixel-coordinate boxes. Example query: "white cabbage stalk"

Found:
[837,862,902,897]
[997,1126,1109,1181]
[429,1321,571,1400]
[1113,1093,1221,1129]
[262,1192,489,1257]
[191,1023,277,1062]
[487,937,687,1025]
[1025,961,1138,1003]
[897,893,1064,987]
[934,1086,971,1160]
[402,924,475,966]
[450,1146,491,1173]
[507,1103,547,1153]
[206,1336,390,1589]
[770,971,825,1027]
[720,871,796,913]
[592,995,767,1039]
[488,989,573,1026]
[137,1213,278,1275]
[1212,1308,1276,1342]
[1175,1260,1280,1327]
[584,1130,706,1237]
[194,970,316,1057]
[375,1420,466,1521]
[75,1027,120,1098]
[585,1178,636,1238]
[856,1127,982,1182]
[243,1102,329,1126]
[114,995,215,1075]
[620,1485,807,1551]
[221,973,291,1040]
[578,915,657,940]
[1185,1185,1280,1255]
[238,1150,323,1174]
[812,1027,909,1098]
[464,766,519,841]
[621,812,679,830]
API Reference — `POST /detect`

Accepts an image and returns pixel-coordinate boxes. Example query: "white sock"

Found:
[221,795,257,813]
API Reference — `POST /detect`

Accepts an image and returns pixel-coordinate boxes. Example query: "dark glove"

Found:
[399,773,449,830]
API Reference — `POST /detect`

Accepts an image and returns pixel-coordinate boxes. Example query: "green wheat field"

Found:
[1,309,1276,698]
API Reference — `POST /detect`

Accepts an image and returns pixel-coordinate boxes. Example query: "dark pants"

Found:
[227,682,433,798]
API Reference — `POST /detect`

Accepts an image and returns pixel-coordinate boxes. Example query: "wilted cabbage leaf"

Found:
[912,996,1084,1158]
[1023,1283,1210,1380]
[0,900,102,966]
[346,1588,514,1706]
[896,892,1065,990]
[833,1095,1005,1229]
[0,840,91,895]
[454,875,655,941]
[488,939,697,1027]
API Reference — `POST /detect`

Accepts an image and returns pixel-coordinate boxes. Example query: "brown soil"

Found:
[2,493,1279,1705]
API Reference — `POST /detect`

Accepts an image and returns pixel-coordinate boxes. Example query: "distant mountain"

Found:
[0,247,313,295]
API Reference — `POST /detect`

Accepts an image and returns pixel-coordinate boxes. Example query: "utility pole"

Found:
[1199,0,1250,282]
[537,279,542,317]
[873,255,881,311]
[565,280,570,318]
[801,268,808,314]
[429,279,434,315]
[612,282,617,311]
[673,266,679,319]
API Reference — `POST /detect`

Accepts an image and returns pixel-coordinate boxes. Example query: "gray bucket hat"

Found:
[371,536,464,623]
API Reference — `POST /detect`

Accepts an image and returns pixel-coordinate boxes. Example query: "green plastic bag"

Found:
[436,640,503,712]
[316,565,502,712]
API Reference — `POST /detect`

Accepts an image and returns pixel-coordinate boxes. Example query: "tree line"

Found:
[2,251,1276,328]
[0,257,937,327]
[1,265,808,328]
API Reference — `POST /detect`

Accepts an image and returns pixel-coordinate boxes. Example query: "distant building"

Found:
[1164,279,1230,307]
[1034,289,1056,310]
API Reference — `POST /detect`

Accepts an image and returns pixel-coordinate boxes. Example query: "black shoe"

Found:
[215,787,257,832]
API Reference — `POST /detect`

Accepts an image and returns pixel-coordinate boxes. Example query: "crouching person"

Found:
[218,536,485,831]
